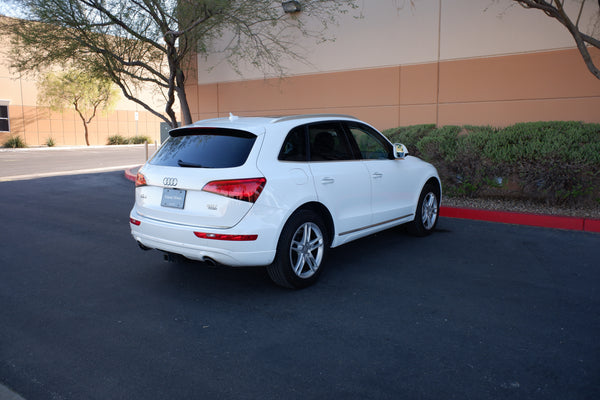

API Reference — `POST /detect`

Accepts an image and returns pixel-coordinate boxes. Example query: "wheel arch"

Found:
[410,175,442,217]
[287,202,335,247]
[425,176,442,199]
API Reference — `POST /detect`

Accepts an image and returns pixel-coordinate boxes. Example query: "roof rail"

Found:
[271,114,358,123]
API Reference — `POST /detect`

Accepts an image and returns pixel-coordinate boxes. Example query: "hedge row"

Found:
[107,134,152,145]
[383,121,600,206]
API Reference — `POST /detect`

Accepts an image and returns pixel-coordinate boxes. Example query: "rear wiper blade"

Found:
[177,159,204,168]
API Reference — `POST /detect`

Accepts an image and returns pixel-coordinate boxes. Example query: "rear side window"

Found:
[150,128,256,168]
[308,122,354,161]
[278,126,307,161]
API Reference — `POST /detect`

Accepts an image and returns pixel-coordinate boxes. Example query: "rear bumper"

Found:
[129,207,279,266]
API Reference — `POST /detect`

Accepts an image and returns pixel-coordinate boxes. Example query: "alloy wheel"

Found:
[289,222,324,279]
[421,192,438,230]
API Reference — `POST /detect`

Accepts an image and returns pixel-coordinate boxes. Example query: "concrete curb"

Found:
[0,144,148,152]
[124,168,600,233]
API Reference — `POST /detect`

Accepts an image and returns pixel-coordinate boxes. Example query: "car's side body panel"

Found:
[309,160,373,236]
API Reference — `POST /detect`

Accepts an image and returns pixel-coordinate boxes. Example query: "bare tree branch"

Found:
[514,0,600,79]
[1,0,358,127]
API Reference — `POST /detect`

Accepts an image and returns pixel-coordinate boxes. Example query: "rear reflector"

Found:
[130,217,141,226]
[194,232,258,241]
[202,178,266,203]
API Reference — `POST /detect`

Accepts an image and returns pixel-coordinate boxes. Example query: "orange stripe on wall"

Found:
[217,67,401,113]
[189,47,600,130]
[439,97,600,127]
[439,48,600,103]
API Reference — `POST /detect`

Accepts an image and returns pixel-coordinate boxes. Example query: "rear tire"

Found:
[267,210,328,289]
[407,183,439,237]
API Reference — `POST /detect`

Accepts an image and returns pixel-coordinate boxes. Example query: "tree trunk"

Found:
[75,105,90,146]
[176,68,193,126]
[83,120,90,146]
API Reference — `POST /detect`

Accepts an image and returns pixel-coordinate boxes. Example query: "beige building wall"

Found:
[187,0,600,131]
[0,27,163,147]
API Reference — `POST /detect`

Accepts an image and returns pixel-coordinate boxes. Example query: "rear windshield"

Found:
[150,128,256,168]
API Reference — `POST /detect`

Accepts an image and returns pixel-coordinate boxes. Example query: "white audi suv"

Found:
[130,114,441,288]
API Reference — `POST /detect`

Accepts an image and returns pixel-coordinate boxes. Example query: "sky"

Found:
[0,0,24,18]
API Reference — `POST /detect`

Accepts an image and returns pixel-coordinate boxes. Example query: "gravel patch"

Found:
[442,197,600,220]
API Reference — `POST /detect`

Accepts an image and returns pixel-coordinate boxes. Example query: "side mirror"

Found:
[393,143,409,159]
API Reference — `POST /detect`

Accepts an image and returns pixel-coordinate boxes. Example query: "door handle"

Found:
[321,177,335,184]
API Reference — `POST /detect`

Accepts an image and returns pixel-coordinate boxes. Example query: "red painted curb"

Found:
[124,166,139,182]
[584,218,600,233]
[440,206,600,232]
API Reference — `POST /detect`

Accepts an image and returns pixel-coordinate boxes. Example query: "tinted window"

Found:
[0,105,8,132]
[150,128,256,168]
[279,126,307,161]
[308,122,354,161]
[347,122,392,160]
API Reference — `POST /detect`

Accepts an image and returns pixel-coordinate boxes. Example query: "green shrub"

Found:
[46,137,56,147]
[417,125,460,162]
[447,129,503,197]
[383,124,436,157]
[383,121,600,206]
[483,121,600,164]
[3,135,27,148]
[107,134,128,145]
[482,122,600,204]
[129,135,151,144]
[107,134,152,145]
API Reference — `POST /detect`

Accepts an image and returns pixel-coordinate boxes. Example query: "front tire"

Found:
[267,210,328,289]
[407,183,440,236]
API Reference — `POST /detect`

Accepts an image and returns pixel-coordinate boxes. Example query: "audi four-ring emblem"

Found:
[163,177,178,186]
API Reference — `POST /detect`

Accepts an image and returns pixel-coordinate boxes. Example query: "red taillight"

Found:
[129,217,141,226]
[202,178,266,203]
[135,172,147,187]
[194,232,258,241]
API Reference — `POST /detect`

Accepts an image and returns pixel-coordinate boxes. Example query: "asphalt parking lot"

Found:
[0,171,599,400]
